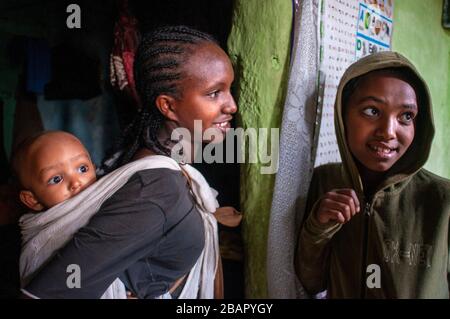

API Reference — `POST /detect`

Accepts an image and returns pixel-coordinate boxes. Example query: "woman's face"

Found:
[171,43,237,144]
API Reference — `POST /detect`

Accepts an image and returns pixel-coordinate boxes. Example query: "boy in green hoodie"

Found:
[295,51,450,298]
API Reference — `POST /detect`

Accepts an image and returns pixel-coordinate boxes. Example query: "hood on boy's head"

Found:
[334,51,434,194]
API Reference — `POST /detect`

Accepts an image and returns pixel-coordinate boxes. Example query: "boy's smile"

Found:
[344,72,418,173]
[366,141,399,159]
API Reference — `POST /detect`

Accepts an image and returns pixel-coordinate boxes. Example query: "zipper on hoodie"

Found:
[360,200,372,299]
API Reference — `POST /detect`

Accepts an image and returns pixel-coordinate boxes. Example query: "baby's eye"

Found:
[400,112,416,124]
[362,107,379,117]
[48,175,63,185]
[78,165,89,173]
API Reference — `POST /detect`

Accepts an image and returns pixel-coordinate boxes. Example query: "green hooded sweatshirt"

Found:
[295,52,450,299]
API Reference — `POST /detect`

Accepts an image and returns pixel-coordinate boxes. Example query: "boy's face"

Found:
[20,133,96,211]
[344,72,418,173]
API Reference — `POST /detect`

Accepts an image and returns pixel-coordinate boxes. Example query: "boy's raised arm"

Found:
[295,200,342,295]
[295,188,359,295]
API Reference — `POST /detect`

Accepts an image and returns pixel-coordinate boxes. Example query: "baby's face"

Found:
[24,134,97,210]
[344,73,417,173]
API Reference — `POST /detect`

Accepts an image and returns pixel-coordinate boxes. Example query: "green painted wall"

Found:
[227,0,292,298]
[393,0,450,178]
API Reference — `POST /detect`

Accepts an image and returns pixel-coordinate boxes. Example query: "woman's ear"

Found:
[19,190,44,211]
[155,95,179,123]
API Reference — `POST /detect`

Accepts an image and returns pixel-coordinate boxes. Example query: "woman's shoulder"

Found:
[133,167,184,185]
[113,168,186,199]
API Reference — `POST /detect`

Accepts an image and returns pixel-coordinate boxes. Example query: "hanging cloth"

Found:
[25,38,51,94]
[110,0,140,107]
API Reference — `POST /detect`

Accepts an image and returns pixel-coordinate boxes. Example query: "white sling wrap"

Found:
[20,155,219,299]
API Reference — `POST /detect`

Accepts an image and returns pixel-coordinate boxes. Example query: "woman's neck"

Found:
[133,147,157,160]
[134,122,198,164]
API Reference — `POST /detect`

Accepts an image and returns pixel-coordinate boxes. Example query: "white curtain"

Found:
[267,0,321,299]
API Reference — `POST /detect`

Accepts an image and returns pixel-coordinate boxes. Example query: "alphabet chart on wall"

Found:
[314,0,393,167]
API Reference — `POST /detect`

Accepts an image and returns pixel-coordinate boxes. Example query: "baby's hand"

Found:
[215,206,242,227]
[316,189,360,224]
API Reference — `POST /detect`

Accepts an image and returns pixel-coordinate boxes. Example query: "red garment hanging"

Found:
[110,0,141,108]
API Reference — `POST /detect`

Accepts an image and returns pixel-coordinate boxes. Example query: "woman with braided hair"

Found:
[21,26,239,299]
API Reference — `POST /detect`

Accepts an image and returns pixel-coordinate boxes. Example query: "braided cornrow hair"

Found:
[99,25,217,175]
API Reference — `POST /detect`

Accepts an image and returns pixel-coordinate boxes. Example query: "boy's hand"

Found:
[316,189,360,224]
[214,206,242,227]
